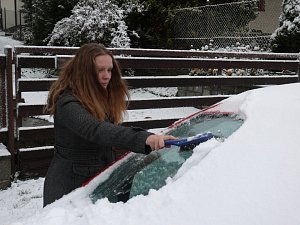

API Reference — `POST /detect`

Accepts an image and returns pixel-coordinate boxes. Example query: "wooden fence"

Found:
[0,45,299,178]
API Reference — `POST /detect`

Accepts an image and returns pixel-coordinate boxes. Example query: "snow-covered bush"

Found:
[20,0,78,45]
[270,0,300,52]
[47,0,142,47]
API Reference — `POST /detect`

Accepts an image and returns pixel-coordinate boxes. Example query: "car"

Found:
[17,83,300,225]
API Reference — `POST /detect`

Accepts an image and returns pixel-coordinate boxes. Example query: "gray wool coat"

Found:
[43,91,152,206]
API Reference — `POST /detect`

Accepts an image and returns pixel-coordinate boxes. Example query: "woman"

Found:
[43,43,176,206]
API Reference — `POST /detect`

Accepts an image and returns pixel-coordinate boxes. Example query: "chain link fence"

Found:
[170,0,275,51]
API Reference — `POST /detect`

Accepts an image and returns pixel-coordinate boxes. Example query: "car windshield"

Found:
[89,113,244,203]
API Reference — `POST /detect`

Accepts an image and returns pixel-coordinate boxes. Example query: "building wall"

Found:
[248,0,283,34]
[1,0,22,11]
[0,0,23,30]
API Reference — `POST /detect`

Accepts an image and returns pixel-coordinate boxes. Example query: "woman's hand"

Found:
[146,134,177,151]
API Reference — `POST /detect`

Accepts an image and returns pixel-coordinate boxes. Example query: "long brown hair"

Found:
[44,43,130,124]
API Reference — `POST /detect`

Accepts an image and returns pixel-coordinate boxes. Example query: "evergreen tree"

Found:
[122,0,257,48]
[20,0,79,45]
[270,0,300,53]
[47,0,141,47]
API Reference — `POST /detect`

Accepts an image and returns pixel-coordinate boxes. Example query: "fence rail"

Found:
[0,45,299,178]
[14,45,300,59]
[16,55,300,72]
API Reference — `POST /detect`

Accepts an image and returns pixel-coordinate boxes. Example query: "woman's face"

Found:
[95,54,113,89]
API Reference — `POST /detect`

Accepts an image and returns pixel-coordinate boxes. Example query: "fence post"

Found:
[0,56,6,128]
[4,46,15,174]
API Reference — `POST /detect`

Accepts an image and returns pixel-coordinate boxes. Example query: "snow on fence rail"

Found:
[1,45,299,178]
[13,45,300,59]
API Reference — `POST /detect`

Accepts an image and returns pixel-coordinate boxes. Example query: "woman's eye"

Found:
[98,68,112,73]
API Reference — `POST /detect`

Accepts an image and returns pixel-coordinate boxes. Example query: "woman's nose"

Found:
[102,71,110,78]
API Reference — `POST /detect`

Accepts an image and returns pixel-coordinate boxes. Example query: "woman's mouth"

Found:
[101,83,108,88]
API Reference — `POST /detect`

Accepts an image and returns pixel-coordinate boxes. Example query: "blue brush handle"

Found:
[165,132,213,147]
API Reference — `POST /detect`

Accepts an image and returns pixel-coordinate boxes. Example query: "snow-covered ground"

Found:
[0,35,23,53]
[0,178,44,224]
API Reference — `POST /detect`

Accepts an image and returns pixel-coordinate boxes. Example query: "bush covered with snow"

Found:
[46,0,142,47]
[20,0,78,45]
[270,0,300,52]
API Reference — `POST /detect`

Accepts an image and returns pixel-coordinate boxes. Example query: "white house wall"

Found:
[1,0,22,11]
[248,0,282,34]
[1,0,23,30]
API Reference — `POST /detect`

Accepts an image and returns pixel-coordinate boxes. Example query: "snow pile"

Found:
[0,178,44,224]
[8,82,300,225]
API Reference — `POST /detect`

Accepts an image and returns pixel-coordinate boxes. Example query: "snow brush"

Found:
[164,132,214,151]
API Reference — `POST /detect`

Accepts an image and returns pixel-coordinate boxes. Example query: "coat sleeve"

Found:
[55,93,153,154]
